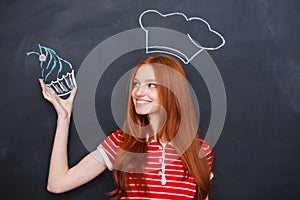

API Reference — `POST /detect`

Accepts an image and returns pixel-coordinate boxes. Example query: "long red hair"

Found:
[109,54,211,199]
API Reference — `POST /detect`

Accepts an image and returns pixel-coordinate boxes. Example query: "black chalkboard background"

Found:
[1,0,300,199]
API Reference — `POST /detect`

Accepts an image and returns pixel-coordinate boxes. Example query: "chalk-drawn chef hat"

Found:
[139,10,226,64]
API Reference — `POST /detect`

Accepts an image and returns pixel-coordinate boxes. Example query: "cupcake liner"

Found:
[46,70,77,96]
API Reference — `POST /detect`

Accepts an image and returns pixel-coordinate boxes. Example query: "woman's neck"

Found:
[149,113,159,134]
[148,113,168,143]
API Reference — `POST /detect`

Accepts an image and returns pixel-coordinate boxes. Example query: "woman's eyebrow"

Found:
[133,78,156,82]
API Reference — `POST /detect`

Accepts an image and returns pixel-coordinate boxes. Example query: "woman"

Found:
[39,54,213,200]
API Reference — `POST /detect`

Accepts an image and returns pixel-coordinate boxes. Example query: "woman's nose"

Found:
[135,85,146,96]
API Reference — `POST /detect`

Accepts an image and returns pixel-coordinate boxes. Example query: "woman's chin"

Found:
[135,109,150,115]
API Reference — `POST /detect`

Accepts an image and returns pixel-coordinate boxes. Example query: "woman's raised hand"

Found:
[39,79,77,119]
[38,79,106,193]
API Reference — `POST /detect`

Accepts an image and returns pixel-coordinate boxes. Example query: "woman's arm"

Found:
[39,80,106,193]
[47,117,107,193]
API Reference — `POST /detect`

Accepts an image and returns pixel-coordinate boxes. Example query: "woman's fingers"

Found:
[39,78,45,91]
[68,87,77,101]
[39,79,50,98]
[39,79,77,111]
[39,79,49,98]
[39,79,57,101]
[38,79,76,117]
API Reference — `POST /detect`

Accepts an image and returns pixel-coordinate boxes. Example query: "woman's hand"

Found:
[39,79,77,119]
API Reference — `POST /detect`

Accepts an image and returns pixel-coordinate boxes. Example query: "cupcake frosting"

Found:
[27,44,73,82]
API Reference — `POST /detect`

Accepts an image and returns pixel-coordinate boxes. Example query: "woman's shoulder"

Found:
[197,138,213,169]
[100,129,124,146]
[108,129,124,139]
[198,138,212,151]
[197,138,213,155]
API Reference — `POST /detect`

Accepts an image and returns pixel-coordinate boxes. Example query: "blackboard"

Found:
[1,0,300,199]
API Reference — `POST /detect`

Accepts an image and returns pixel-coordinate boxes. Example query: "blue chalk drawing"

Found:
[27,44,77,96]
[27,44,73,82]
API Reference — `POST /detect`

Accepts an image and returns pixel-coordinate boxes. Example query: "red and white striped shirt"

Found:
[97,131,213,199]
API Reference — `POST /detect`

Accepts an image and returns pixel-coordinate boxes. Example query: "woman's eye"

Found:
[133,82,140,88]
[148,83,157,88]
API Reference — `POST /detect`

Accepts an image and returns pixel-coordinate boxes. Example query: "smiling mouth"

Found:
[136,100,151,104]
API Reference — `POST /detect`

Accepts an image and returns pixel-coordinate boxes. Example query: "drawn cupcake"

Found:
[27,44,77,96]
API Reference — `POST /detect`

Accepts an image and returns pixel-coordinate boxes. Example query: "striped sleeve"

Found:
[97,130,123,170]
[199,139,214,179]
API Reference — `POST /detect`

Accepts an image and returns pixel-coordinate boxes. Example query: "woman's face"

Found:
[131,64,160,116]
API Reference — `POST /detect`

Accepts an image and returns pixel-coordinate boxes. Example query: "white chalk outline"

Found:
[46,70,77,96]
[139,9,226,64]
